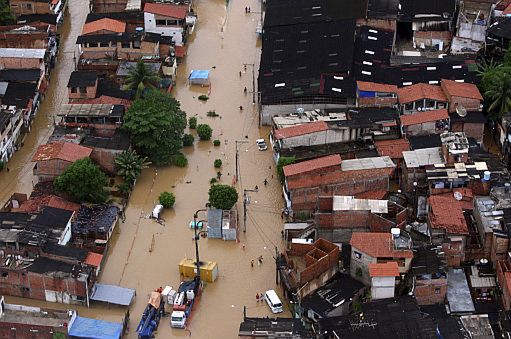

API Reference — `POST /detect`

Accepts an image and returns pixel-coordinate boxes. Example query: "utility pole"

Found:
[243,63,256,104]
[275,246,279,285]
[235,140,248,183]
[243,188,258,232]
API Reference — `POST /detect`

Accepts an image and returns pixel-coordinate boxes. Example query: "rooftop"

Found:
[340,156,395,171]
[440,132,469,154]
[239,317,311,337]
[81,131,130,151]
[67,71,97,88]
[400,109,449,126]
[32,142,92,163]
[2,82,37,108]
[332,196,388,213]
[143,2,188,19]
[57,104,122,118]
[411,246,446,277]
[428,195,469,235]
[397,83,447,104]
[0,48,45,59]
[274,120,329,139]
[369,261,400,277]
[374,138,410,159]
[356,81,398,93]
[27,256,79,275]
[76,95,132,108]
[0,69,41,83]
[82,18,126,35]
[18,194,80,213]
[116,61,161,77]
[403,147,444,168]
[32,206,73,229]
[72,205,119,236]
[84,252,103,267]
[441,79,483,100]
[283,154,341,177]
[447,268,476,314]
[350,232,413,258]
[0,297,70,328]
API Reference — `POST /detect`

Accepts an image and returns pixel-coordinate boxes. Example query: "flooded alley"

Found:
[2,0,287,337]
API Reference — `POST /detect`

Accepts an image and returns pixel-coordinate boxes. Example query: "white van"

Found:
[264,289,283,314]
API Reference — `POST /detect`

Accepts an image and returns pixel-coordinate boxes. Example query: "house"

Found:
[57,104,124,135]
[0,108,20,164]
[439,131,469,165]
[428,195,469,267]
[67,71,98,100]
[411,246,447,305]
[314,195,407,243]
[278,238,339,301]
[31,206,74,246]
[71,204,120,247]
[452,0,492,55]
[0,48,46,72]
[441,79,483,113]
[206,208,238,241]
[349,231,413,285]
[9,0,65,19]
[301,273,365,321]
[143,2,190,46]
[356,81,398,107]
[81,18,126,36]
[400,109,449,137]
[16,194,80,214]
[446,268,475,314]
[368,261,399,300]
[0,23,54,50]
[283,155,395,214]
[81,130,131,173]
[401,147,444,191]
[374,138,410,169]
[397,83,448,114]
[85,11,144,33]
[32,141,93,182]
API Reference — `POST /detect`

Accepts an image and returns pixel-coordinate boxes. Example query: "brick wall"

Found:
[414,278,447,305]
[90,0,128,13]
[68,82,97,100]
[448,96,481,113]
[369,213,394,233]
[355,18,396,31]
[357,96,397,108]
[0,57,42,70]
[34,159,72,182]
[497,260,511,311]
[0,33,48,49]
[90,148,122,174]
[10,0,51,15]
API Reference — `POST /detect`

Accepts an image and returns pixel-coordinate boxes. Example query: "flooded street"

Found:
[2,0,288,337]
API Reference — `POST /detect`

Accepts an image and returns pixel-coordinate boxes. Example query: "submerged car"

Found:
[256,139,268,151]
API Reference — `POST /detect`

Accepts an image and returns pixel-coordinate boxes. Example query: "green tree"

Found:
[115,149,150,184]
[197,124,212,140]
[123,90,187,165]
[54,158,108,203]
[173,153,188,167]
[276,156,296,183]
[485,73,511,119]
[189,117,197,129]
[214,159,222,168]
[208,184,238,210]
[0,1,15,26]
[159,191,176,208]
[213,139,221,146]
[123,60,160,99]
[182,134,194,146]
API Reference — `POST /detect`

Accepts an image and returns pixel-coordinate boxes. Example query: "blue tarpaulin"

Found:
[68,316,122,339]
[188,70,211,85]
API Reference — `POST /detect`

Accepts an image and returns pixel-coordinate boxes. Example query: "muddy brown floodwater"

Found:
[2,0,290,337]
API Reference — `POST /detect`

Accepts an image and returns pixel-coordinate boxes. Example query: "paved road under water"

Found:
[2,0,290,337]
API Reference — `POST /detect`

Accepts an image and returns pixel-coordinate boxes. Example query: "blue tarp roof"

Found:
[68,316,122,339]
[90,283,135,306]
[189,69,210,80]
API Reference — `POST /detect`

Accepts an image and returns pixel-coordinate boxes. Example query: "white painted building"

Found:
[369,262,399,300]
[144,3,189,46]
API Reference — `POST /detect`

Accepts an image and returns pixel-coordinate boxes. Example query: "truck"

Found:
[136,288,165,339]
[170,277,201,329]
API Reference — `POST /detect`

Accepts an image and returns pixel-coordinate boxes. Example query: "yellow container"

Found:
[178,258,218,283]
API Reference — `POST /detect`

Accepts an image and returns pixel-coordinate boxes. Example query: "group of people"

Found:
[245,6,251,13]
[255,292,265,302]
[250,255,264,267]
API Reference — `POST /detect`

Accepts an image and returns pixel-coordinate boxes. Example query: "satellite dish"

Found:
[454,191,463,201]
[456,104,467,117]
[297,107,304,115]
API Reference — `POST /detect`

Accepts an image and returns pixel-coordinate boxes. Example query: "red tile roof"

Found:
[76,95,132,108]
[175,45,186,58]
[355,190,388,200]
[350,232,413,258]
[357,81,398,93]
[428,195,469,234]
[82,18,126,35]
[283,154,342,177]
[400,109,449,127]
[32,142,92,163]
[374,139,410,159]
[441,79,483,101]
[144,3,188,19]
[275,121,329,140]
[369,261,400,277]
[397,83,447,104]
[84,252,103,267]
[436,188,474,211]
[18,195,80,213]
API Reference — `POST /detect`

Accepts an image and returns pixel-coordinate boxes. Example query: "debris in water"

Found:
[186,181,192,184]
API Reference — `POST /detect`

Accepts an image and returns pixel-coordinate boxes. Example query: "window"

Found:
[71,87,77,93]
[353,251,362,259]
[1,272,7,278]
[99,42,109,47]
[79,87,87,93]
[133,40,141,49]
[156,20,167,26]
[121,42,130,48]
[111,41,117,47]
[435,287,441,294]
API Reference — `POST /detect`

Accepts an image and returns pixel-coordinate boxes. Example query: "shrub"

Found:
[214,159,222,168]
[210,178,217,184]
[159,191,175,208]
[213,139,221,146]
[116,182,131,197]
[198,95,209,101]
[277,156,296,183]
[188,116,197,129]
[173,154,188,167]
[182,134,194,146]
[197,124,213,140]
[0,161,4,171]
[208,184,239,210]
[207,110,219,117]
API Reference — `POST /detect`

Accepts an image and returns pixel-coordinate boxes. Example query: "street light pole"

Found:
[235,140,248,183]
[193,209,208,280]
[243,188,258,232]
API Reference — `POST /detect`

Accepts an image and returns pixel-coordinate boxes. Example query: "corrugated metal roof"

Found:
[0,48,45,59]
[332,196,388,213]
[341,156,395,171]
[90,284,135,306]
[403,147,444,168]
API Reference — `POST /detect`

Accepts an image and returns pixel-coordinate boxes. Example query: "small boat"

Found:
[136,288,165,339]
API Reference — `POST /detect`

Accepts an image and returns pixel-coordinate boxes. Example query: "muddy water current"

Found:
[1,0,290,337]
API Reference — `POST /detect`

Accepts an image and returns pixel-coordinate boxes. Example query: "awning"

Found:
[68,316,122,339]
[90,284,135,306]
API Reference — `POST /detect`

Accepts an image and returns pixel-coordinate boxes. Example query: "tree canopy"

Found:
[208,184,238,210]
[478,50,511,119]
[276,156,295,183]
[123,60,160,99]
[0,1,15,26]
[123,90,187,165]
[197,124,213,140]
[115,149,150,184]
[54,158,108,203]
[159,191,176,208]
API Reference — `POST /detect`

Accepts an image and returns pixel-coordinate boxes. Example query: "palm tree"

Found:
[123,60,160,99]
[115,149,151,184]
[485,74,511,119]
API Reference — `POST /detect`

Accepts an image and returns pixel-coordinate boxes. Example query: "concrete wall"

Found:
[371,276,395,300]
[404,121,438,136]
[79,41,158,60]
[144,12,184,45]
[350,246,375,285]
[281,129,352,149]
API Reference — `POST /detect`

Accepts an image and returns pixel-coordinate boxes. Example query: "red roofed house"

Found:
[284,155,395,214]
[273,121,332,153]
[85,252,104,277]
[400,109,450,137]
[369,261,400,300]
[428,195,469,267]
[397,83,448,114]
[350,232,413,285]
[144,3,190,46]
[81,18,127,35]
[497,258,511,310]
[356,81,398,107]
[374,138,410,169]
[32,142,93,182]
